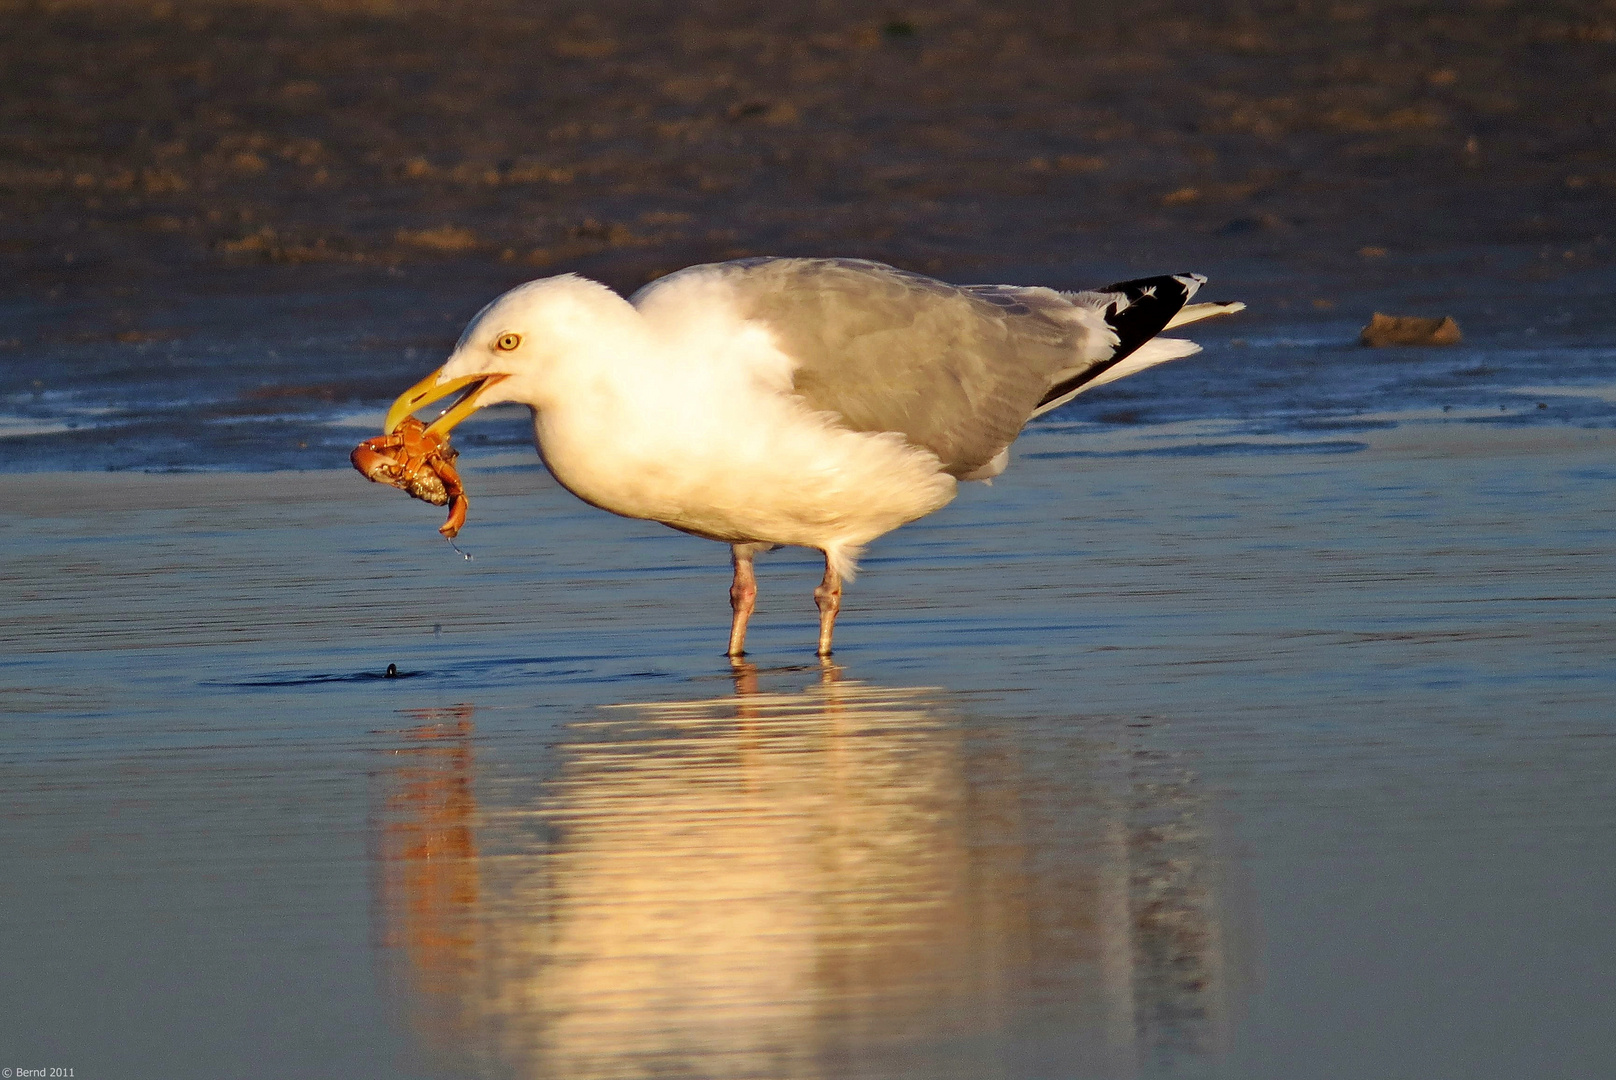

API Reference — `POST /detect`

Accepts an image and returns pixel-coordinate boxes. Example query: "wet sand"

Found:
[4,419,1613,1078]
[4,0,1614,294]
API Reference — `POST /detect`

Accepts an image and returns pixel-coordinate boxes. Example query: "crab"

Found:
[351,415,469,538]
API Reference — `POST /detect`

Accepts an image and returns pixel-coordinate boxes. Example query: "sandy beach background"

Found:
[3,1,1615,1077]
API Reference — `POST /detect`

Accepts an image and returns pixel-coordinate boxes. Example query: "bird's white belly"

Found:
[533,398,956,551]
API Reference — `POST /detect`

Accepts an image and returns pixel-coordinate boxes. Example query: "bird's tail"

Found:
[1168,300,1247,329]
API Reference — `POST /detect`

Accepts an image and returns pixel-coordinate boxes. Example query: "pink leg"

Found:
[814,556,842,657]
[727,544,759,657]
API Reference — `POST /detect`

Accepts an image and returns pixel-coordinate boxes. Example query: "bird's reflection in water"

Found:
[373,668,1240,1080]
[373,704,483,1058]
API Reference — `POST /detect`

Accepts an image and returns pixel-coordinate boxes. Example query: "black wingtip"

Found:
[1098,273,1202,363]
[1036,273,1205,411]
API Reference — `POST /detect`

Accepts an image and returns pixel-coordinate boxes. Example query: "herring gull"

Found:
[379,257,1244,656]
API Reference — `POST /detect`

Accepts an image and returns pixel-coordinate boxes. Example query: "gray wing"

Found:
[698,258,1111,477]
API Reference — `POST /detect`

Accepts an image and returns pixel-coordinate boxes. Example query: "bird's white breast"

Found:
[531,272,956,552]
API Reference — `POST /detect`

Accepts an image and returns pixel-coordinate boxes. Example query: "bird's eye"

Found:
[495,333,521,351]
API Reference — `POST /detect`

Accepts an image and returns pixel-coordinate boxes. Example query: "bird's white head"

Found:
[382,273,640,437]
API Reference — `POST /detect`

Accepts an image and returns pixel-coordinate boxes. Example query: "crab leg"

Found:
[436,457,469,538]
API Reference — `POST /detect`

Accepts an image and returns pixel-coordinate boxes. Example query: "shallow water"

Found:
[4,415,1613,1079]
[3,247,1616,474]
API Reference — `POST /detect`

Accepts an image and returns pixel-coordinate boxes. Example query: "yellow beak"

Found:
[383,368,509,436]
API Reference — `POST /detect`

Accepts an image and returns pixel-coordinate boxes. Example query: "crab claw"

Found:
[350,439,397,483]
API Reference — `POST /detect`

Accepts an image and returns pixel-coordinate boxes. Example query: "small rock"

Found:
[1360,313,1462,347]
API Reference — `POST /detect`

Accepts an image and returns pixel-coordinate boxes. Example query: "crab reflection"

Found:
[374,668,1238,1079]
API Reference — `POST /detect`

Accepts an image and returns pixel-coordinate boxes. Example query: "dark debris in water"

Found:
[202,651,662,692]
[206,667,425,688]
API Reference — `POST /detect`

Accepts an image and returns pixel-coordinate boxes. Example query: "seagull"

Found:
[381,257,1243,657]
